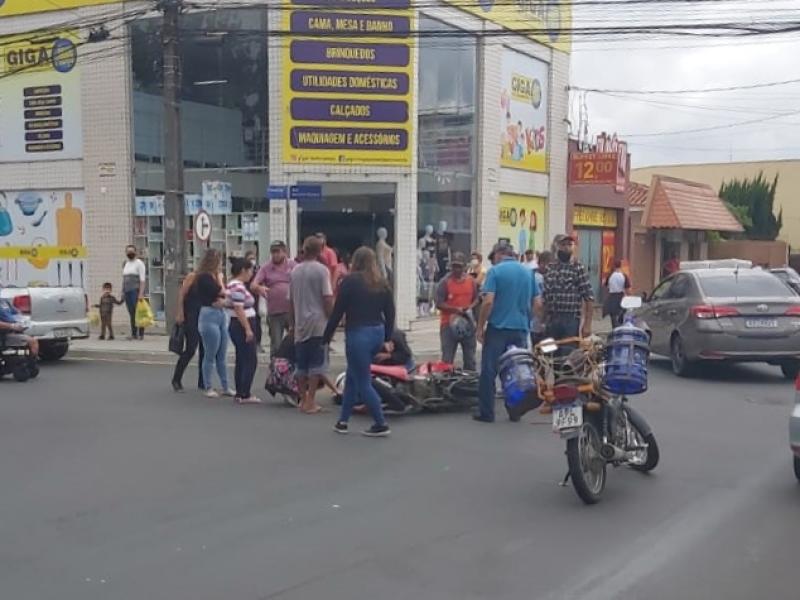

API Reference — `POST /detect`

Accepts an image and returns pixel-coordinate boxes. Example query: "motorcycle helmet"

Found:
[450,313,476,341]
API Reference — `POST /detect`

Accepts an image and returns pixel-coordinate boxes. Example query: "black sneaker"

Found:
[333,422,349,435]
[361,424,391,438]
[172,381,184,393]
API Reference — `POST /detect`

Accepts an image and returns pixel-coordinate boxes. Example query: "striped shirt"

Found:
[226,278,256,318]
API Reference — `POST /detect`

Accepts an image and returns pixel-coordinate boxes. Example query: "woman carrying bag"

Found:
[122,245,147,340]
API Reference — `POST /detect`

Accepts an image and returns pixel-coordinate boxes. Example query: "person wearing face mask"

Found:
[122,245,147,340]
[542,235,594,341]
[467,252,487,289]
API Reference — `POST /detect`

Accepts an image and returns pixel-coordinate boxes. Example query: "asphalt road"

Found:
[0,358,797,600]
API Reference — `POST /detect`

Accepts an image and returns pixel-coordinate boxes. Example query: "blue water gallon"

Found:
[498,346,537,407]
[603,323,650,395]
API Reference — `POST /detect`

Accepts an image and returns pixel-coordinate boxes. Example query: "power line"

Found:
[573,77,800,95]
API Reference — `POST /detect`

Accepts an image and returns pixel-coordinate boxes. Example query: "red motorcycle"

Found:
[334,362,480,415]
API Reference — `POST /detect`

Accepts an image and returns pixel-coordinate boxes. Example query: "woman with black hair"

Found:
[226,257,261,404]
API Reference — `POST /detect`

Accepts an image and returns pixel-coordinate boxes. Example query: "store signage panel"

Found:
[0,0,122,17]
[0,190,87,288]
[283,0,414,166]
[442,0,572,53]
[500,49,549,174]
[0,32,82,161]
[498,194,547,253]
[574,205,618,228]
[569,152,618,185]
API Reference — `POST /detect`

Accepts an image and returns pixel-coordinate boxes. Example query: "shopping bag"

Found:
[169,323,186,355]
[88,308,101,327]
[135,299,155,329]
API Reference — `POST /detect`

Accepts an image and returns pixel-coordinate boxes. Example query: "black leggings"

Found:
[124,289,144,339]
[172,314,205,389]
[229,316,258,399]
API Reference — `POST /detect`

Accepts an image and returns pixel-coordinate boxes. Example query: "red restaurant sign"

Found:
[569,152,618,185]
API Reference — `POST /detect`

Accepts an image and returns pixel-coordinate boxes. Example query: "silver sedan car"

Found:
[637,268,800,378]
[792,378,800,481]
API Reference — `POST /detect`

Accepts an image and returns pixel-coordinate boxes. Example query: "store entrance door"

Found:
[578,228,603,299]
[296,182,396,263]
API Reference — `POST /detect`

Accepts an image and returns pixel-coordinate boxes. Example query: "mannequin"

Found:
[376,227,393,283]
[434,220,452,280]
[418,224,435,260]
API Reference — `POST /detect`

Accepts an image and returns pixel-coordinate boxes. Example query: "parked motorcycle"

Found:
[335,362,480,415]
[535,296,659,504]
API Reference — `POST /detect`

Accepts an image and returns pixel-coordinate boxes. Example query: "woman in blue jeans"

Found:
[194,250,234,398]
[323,247,395,437]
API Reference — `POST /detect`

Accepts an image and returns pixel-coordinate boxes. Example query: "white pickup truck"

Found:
[0,287,89,361]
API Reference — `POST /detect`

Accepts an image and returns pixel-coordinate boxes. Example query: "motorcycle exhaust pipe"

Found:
[600,443,627,462]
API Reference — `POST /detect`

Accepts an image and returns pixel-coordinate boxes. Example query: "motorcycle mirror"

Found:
[621,295,642,310]
[539,339,559,354]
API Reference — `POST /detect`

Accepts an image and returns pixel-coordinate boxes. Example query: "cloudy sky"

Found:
[569,0,800,168]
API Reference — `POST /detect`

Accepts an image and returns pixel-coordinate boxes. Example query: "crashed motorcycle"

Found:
[533,296,659,504]
[335,362,480,415]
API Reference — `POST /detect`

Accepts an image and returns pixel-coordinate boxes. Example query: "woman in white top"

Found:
[122,245,147,340]
[603,259,631,329]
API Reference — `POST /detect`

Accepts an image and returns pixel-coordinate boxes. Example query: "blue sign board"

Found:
[290,185,322,203]
[267,185,288,200]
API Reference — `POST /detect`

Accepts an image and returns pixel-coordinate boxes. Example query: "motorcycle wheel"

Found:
[566,421,606,505]
[794,456,800,482]
[629,428,660,473]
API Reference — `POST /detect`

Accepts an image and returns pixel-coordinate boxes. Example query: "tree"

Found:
[719,172,783,241]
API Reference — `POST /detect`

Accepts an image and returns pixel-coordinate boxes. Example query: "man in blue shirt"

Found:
[475,243,542,423]
[0,297,38,356]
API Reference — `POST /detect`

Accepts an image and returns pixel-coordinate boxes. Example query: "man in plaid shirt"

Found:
[542,234,594,340]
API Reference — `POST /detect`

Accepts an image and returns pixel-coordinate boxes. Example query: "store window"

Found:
[131,10,269,319]
[417,16,477,256]
[131,8,269,209]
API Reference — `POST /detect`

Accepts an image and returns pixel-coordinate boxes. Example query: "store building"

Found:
[0,0,572,327]
[626,175,743,294]
[566,136,630,298]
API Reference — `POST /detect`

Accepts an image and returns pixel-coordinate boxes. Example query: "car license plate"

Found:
[552,404,583,433]
[745,319,778,329]
[53,328,72,339]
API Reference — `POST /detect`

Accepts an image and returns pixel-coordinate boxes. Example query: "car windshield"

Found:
[700,274,795,298]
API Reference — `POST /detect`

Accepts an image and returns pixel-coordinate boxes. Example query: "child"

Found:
[95,282,123,340]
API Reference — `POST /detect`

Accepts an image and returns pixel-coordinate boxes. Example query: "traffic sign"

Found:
[194,210,212,243]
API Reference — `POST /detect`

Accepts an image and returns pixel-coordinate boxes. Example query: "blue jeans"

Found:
[478,326,529,421]
[340,324,386,427]
[198,306,229,391]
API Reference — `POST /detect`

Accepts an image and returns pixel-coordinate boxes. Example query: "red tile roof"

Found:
[642,175,743,232]
[626,182,650,207]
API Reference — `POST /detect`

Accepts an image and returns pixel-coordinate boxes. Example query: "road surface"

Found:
[0,358,797,599]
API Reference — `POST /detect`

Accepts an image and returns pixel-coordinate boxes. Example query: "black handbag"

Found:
[169,323,186,355]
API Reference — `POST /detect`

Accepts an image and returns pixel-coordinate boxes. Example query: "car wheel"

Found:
[780,361,800,380]
[670,334,695,377]
[39,341,69,362]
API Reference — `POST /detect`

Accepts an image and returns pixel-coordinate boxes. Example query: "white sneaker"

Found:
[204,389,220,398]
[221,389,237,397]
[236,396,263,405]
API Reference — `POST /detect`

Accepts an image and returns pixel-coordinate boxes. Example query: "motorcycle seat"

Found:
[370,364,411,382]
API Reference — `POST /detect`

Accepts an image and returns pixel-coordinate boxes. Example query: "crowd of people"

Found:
[109,229,630,436]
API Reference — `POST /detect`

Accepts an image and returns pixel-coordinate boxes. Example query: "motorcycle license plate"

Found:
[552,404,583,433]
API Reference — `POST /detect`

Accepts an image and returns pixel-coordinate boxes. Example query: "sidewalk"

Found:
[69,315,611,365]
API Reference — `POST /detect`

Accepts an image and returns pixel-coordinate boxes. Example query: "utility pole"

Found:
[160,0,185,333]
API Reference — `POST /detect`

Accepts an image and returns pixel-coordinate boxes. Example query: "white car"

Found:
[0,286,89,361]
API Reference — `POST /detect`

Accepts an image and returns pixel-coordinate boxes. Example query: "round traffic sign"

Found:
[194,210,212,243]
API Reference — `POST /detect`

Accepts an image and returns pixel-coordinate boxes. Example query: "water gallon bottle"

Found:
[603,323,650,395]
[498,346,537,407]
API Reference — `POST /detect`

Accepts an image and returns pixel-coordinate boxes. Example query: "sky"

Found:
[569,0,800,168]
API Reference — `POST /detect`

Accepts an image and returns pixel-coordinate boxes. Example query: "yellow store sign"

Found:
[498,193,547,252]
[573,206,618,228]
[0,1,122,18]
[443,0,571,53]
